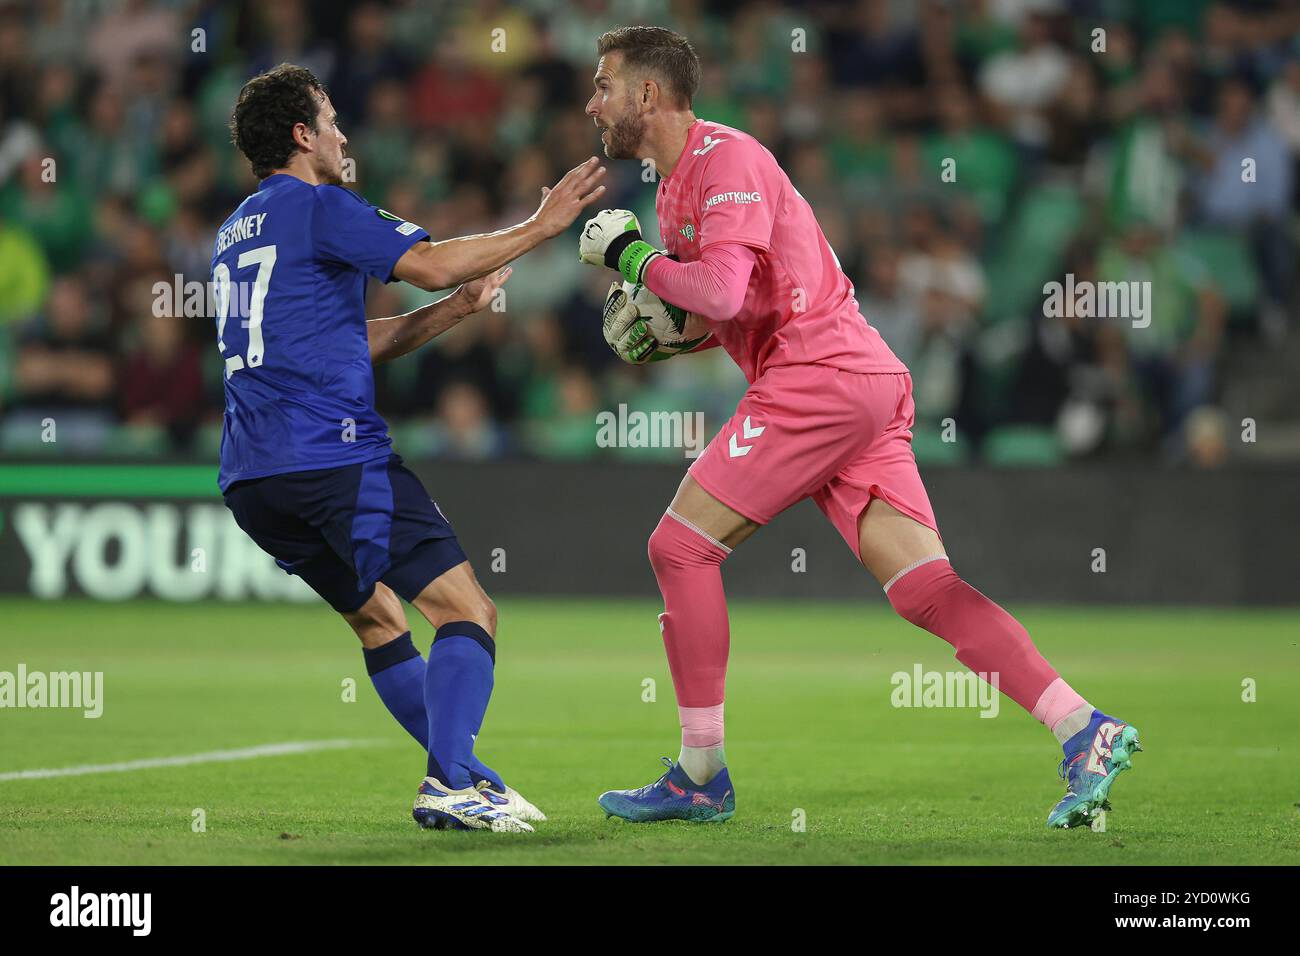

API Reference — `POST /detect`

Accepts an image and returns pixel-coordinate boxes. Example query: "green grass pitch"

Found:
[1,597,1297,865]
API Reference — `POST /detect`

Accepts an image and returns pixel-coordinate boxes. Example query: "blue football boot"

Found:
[1047,710,1142,829]
[599,757,735,823]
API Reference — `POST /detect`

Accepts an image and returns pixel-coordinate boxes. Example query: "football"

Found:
[624,280,712,357]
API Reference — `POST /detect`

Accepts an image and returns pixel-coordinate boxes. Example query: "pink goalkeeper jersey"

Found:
[654,120,906,384]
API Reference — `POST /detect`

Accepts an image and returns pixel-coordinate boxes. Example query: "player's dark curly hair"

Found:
[597,26,700,108]
[229,63,327,179]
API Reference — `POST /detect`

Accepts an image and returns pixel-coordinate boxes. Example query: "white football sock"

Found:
[1052,704,1095,745]
[678,745,726,786]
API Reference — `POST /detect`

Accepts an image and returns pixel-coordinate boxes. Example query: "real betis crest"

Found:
[680,221,695,242]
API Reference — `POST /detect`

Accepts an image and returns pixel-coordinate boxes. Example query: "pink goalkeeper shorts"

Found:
[688,366,939,561]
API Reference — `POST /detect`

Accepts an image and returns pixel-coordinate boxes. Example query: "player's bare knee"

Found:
[342,584,408,648]
[441,598,495,637]
[475,593,498,637]
[343,613,400,649]
[446,573,496,636]
[413,581,496,637]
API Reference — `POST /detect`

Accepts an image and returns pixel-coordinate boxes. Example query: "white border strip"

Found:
[666,507,732,553]
[0,739,380,782]
[882,554,949,593]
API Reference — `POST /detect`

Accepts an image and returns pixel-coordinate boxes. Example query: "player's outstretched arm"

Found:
[367,267,512,365]
[391,158,606,292]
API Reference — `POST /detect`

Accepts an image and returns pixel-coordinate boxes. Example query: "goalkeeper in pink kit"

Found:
[579,27,1140,829]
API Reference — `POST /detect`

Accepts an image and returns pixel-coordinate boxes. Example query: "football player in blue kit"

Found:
[216,64,606,832]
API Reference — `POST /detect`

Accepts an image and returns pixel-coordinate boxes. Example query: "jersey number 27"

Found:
[212,244,277,379]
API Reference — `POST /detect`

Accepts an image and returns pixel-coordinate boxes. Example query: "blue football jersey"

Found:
[211,174,429,490]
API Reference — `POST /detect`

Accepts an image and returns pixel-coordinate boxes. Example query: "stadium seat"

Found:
[387,421,441,460]
[911,427,969,466]
[109,424,171,458]
[0,411,114,455]
[982,184,1085,324]
[1172,230,1259,319]
[522,416,601,459]
[981,425,1064,466]
[195,422,224,461]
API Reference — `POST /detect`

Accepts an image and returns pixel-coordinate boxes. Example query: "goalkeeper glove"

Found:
[579,209,662,285]
[601,282,659,364]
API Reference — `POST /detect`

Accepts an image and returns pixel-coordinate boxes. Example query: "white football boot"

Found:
[476,780,548,823]
[412,777,534,832]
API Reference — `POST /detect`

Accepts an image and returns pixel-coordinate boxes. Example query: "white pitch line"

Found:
[0,739,385,782]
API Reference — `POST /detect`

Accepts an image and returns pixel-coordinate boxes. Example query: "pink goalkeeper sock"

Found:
[648,509,731,710]
[679,704,725,748]
[1031,678,1091,733]
[885,556,1081,720]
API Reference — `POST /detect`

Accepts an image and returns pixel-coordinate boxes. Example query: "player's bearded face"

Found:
[316,128,346,185]
[312,96,348,185]
[602,92,646,160]
[320,138,346,185]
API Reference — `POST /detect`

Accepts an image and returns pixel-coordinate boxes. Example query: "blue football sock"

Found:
[364,631,504,790]
[424,621,497,790]
[363,632,427,743]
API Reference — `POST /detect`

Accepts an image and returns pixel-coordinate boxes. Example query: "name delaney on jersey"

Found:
[215,211,269,255]
[157,213,278,320]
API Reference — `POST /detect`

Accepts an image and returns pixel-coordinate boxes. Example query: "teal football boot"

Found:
[1047,710,1142,829]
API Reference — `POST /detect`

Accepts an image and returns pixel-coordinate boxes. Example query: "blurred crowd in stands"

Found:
[1,0,1297,466]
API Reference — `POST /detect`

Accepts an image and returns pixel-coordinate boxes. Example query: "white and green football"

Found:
[624,281,712,358]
